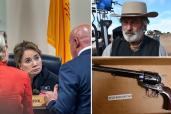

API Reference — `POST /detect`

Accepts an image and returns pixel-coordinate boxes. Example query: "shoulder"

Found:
[159,44,168,56]
[102,43,112,56]
[60,52,90,75]
[145,35,160,44]
[68,52,90,66]
[8,66,27,75]
[71,49,90,65]
[4,66,29,80]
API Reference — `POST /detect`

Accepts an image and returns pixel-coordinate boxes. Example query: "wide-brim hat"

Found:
[111,1,158,17]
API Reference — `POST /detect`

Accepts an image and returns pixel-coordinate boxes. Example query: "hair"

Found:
[142,17,150,25]
[13,41,41,67]
[120,17,150,25]
[0,31,7,61]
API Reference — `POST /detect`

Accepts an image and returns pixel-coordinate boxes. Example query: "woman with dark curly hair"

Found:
[14,41,58,95]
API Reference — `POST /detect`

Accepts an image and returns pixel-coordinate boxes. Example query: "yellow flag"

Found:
[47,0,72,64]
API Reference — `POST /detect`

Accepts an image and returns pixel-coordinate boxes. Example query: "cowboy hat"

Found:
[111,1,158,17]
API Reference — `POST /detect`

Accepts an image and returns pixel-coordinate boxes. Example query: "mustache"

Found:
[124,31,135,35]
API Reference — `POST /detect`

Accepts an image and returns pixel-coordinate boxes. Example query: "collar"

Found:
[0,61,7,66]
[78,46,91,56]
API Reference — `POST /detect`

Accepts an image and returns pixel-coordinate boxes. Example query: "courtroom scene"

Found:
[0,0,91,114]
[92,0,171,56]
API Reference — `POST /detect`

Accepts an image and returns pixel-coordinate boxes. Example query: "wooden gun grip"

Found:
[161,86,171,110]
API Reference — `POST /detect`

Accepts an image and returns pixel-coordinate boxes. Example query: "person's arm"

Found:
[102,43,112,56]
[22,74,34,114]
[159,44,168,56]
[46,64,78,114]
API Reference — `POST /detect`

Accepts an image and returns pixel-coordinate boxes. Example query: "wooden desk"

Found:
[32,95,53,114]
[33,107,53,114]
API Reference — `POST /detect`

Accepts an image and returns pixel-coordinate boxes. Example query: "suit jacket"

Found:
[47,49,91,114]
[0,62,33,114]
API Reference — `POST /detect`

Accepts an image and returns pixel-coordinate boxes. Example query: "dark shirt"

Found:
[111,35,159,56]
[32,65,58,94]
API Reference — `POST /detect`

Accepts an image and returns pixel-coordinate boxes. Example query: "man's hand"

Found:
[44,84,58,106]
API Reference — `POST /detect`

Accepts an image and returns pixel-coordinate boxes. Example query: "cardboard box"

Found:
[92,57,171,114]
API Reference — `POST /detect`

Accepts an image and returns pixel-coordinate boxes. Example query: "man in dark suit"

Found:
[44,24,91,114]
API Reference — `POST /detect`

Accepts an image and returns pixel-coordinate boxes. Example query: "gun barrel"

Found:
[93,65,141,77]
[93,65,161,84]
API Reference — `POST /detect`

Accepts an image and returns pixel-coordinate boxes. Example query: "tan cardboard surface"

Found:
[92,57,171,114]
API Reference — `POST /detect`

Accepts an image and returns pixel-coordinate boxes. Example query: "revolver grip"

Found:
[161,86,171,110]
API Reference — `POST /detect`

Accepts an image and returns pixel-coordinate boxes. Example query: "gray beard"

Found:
[122,29,144,43]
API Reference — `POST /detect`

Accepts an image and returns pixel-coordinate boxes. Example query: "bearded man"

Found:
[102,1,167,56]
